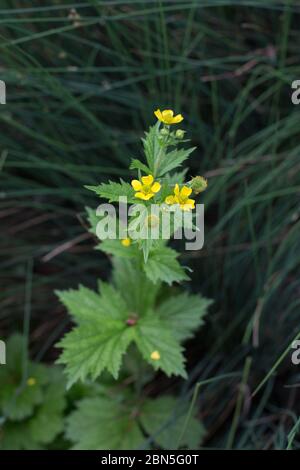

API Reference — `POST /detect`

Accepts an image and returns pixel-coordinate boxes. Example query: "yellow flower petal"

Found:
[172,113,184,124]
[174,184,180,196]
[182,199,195,211]
[154,108,183,125]
[161,109,174,123]
[121,238,131,247]
[180,186,192,198]
[141,174,154,186]
[135,192,153,200]
[165,195,175,205]
[150,350,160,360]
[151,182,161,193]
[154,109,163,121]
[135,192,147,200]
[131,179,142,191]
[143,193,154,200]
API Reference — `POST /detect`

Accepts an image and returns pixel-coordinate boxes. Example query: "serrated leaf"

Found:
[85,206,99,236]
[1,364,46,421]
[143,246,189,285]
[97,239,139,259]
[57,322,134,387]
[56,283,128,324]
[0,420,38,450]
[85,180,136,203]
[112,258,161,313]
[140,396,205,449]
[142,122,161,172]
[130,159,151,174]
[66,397,145,450]
[157,293,212,341]
[134,316,187,379]
[0,365,66,450]
[28,369,66,445]
[157,147,196,177]
[0,335,49,421]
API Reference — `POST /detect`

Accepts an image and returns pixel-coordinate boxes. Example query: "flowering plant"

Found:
[56,110,211,450]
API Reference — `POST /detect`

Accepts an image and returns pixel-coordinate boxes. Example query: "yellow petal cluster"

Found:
[131,175,161,201]
[165,184,195,211]
[154,109,183,125]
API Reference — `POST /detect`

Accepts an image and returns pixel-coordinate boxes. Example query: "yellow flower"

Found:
[27,377,36,387]
[150,350,160,361]
[121,238,131,247]
[131,175,161,201]
[154,109,183,125]
[165,184,195,211]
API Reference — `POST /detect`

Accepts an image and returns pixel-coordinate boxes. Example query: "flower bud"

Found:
[160,127,169,136]
[175,129,185,139]
[190,176,208,194]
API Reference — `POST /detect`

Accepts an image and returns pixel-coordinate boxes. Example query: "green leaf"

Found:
[0,335,49,421]
[143,246,189,285]
[130,159,151,174]
[157,147,196,177]
[157,293,212,341]
[57,321,134,387]
[134,316,187,379]
[65,393,204,450]
[56,283,127,324]
[112,258,161,313]
[0,364,66,450]
[97,239,139,259]
[85,206,99,236]
[0,421,38,450]
[1,364,47,421]
[85,180,135,203]
[56,281,141,386]
[142,122,161,172]
[28,370,65,445]
[140,396,205,449]
[66,397,145,450]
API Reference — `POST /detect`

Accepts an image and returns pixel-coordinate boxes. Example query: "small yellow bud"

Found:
[147,214,159,228]
[27,377,36,387]
[150,350,160,361]
[190,176,208,194]
[121,238,131,247]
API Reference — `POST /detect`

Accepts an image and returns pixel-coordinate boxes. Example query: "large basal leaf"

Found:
[66,394,204,450]
[57,322,135,388]
[66,397,145,450]
[140,396,205,449]
[112,258,161,313]
[56,283,128,324]
[134,316,187,379]
[157,292,213,341]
